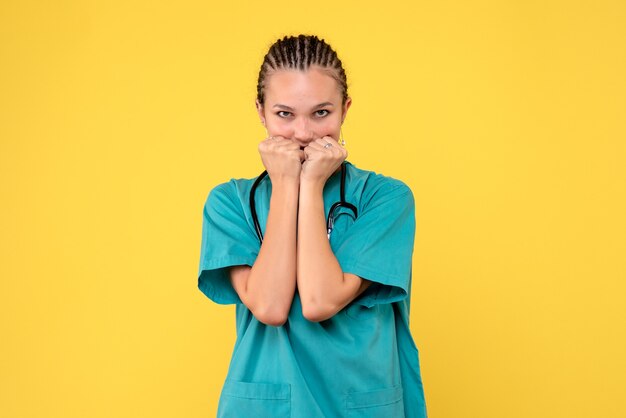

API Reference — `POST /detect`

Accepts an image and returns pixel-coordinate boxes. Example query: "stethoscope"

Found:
[249,161,358,244]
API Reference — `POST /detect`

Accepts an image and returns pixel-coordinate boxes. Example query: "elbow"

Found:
[252,304,290,327]
[301,301,337,323]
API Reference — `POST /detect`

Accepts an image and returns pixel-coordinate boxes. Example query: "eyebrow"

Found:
[272,102,334,111]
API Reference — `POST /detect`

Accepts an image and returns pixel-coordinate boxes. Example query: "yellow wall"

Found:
[1,1,624,417]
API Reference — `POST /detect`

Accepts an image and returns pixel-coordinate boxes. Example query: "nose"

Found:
[292,117,315,144]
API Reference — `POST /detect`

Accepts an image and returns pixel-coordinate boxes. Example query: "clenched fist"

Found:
[301,136,347,184]
[258,135,306,183]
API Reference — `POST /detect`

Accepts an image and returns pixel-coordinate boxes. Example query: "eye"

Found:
[314,109,330,117]
[276,111,292,118]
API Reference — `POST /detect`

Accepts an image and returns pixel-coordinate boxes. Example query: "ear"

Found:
[255,99,266,126]
[341,97,352,124]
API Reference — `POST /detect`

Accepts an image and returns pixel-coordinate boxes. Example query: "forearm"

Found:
[244,179,299,323]
[297,180,353,321]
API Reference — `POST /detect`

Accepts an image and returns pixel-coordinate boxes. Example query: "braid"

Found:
[256,34,348,106]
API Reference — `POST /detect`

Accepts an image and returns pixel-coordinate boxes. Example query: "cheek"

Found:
[266,119,291,135]
[320,116,342,136]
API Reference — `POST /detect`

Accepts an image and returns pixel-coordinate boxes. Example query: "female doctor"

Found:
[198,34,428,418]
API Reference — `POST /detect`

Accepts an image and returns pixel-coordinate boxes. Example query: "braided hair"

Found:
[256,34,349,106]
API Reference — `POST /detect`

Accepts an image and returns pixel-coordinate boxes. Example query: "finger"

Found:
[311,138,333,150]
[265,136,295,149]
[265,135,291,144]
[323,136,341,150]
[315,137,345,159]
[306,142,324,151]
[286,146,305,156]
[272,136,300,146]
[320,135,339,146]
[277,143,302,154]
[303,146,320,160]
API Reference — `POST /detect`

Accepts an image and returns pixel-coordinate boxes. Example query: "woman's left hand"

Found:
[301,136,347,184]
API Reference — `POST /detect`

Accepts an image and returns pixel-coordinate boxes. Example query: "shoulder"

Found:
[345,161,414,210]
[203,175,259,211]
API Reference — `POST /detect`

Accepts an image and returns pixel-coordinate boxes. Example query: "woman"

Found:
[198,34,428,418]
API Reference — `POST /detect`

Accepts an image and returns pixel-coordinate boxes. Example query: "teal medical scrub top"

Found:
[198,160,428,418]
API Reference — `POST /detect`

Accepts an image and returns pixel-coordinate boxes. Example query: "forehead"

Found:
[264,66,341,105]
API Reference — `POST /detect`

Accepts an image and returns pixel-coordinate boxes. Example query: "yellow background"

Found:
[1,1,624,417]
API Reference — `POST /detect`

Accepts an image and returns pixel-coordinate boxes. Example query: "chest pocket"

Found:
[345,385,405,418]
[217,380,291,418]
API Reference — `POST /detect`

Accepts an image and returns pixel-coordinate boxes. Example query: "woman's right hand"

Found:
[258,135,305,183]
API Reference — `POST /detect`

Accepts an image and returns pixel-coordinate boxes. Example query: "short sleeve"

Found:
[197,182,260,305]
[333,182,416,308]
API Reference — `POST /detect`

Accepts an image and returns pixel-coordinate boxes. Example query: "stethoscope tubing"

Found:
[249,161,357,244]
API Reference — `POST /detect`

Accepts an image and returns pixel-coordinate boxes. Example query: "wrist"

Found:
[299,181,325,213]
[299,178,325,194]
[271,176,300,190]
